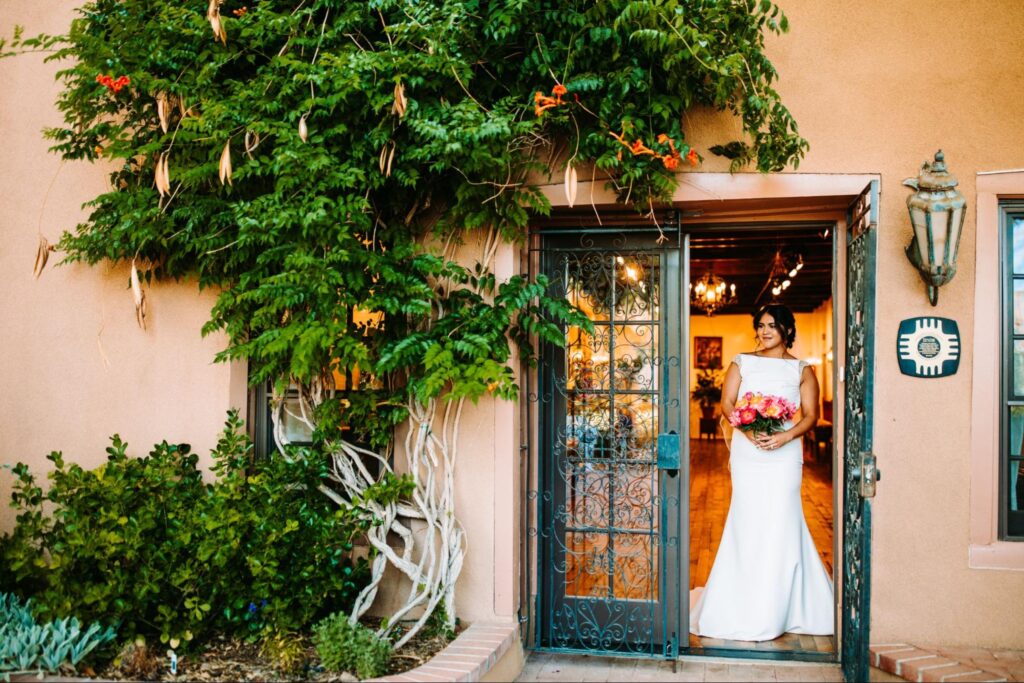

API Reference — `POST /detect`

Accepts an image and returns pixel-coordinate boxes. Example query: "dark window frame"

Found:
[1000,201,1024,540]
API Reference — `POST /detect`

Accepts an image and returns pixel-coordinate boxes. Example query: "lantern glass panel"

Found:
[1014,217,1024,274]
[911,206,930,265]
[947,204,965,262]
[929,208,953,266]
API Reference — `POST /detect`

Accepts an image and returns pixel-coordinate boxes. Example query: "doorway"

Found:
[685,225,836,660]
[524,178,878,680]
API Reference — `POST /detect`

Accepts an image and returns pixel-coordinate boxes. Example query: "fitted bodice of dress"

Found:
[735,353,805,408]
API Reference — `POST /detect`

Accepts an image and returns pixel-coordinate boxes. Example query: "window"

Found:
[248,307,384,462]
[1002,202,1024,539]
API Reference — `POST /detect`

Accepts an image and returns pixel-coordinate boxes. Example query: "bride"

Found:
[689,304,834,641]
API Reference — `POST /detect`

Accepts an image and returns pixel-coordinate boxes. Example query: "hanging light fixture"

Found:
[690,269,737,316]
[761,249,804,302]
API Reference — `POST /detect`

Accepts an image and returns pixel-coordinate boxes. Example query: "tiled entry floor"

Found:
[515,652,881,682]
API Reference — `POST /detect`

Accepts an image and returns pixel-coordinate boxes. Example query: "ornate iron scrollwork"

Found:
[527,225,681,657]
[842,182,879,683]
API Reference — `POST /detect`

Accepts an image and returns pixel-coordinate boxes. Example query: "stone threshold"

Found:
[871,643,1023,682]
[370,619,520,683]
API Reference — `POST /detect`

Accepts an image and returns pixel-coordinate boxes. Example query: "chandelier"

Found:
[690,270,737,316]
[762,249,804,300]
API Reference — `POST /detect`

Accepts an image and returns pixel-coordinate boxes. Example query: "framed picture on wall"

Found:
[694,336,723,369]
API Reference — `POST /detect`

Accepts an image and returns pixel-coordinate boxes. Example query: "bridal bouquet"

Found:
[727,392,798,434]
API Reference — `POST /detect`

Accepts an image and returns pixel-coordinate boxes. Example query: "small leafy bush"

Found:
[313,612,392,680]
[0,411,404,646]
[0,592,117,677]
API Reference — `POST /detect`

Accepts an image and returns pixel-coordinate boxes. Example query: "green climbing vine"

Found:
[5,0,807,644]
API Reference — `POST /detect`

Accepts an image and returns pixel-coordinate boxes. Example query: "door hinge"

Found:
[852,451,880,498]
[839,365,845,384]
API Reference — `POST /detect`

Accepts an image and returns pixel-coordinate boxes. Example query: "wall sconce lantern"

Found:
[903,150,966,306]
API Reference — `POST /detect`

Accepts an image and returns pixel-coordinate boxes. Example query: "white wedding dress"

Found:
[689,353,834,641]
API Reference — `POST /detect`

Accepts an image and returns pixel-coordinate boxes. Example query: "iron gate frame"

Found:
[519,201,877,675]
[525,217,686,660]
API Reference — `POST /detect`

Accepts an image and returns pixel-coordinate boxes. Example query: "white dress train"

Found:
[689,353,834,642]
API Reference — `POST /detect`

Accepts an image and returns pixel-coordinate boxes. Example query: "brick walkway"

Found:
[516,652,850,682]
[872,643,1024,682]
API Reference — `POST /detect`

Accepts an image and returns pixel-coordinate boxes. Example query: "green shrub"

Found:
[2,435,211,644]
[0,411,404,646]
[0,592,117,677]
[313,612,392,680]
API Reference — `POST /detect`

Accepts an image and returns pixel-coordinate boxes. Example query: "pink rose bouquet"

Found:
[727,392,798,435]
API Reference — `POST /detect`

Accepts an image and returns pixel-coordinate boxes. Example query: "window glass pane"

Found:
[1011,407,1024,457]
[1016,341,1024,397]
[1009,459,1024,537]
[1016,280,1024,335]
[282,396,314,443]
[1014,217,1024,274]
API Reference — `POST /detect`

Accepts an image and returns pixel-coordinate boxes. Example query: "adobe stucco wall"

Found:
[744,0,1024,647]
[0,1,248,532]
[3,0,1024,651]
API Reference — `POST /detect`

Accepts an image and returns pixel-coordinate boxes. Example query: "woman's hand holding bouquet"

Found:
[727,392,799,451]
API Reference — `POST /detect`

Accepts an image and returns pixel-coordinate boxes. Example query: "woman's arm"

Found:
[755,366,820,451]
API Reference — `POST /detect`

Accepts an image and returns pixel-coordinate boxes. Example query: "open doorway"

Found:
[686,224,836,658]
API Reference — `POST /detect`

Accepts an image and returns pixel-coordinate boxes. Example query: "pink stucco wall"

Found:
[2,0,1024,649]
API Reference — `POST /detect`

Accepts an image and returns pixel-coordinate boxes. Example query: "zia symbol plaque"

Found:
[897,317,961,378]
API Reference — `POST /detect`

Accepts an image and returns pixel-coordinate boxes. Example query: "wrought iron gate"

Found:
[842,181,880,682]
[533,228,683,657]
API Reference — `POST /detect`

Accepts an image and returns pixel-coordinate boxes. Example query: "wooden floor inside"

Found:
[688,437,835,654]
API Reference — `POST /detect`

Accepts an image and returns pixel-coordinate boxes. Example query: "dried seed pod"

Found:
[298,115,308,143]
[130,259,147,330]
[218,140,233,186]
[392,82,407,118]
[564,162,578,208]
[136,290,148,330]
[154,153,168,197]
[156,92,169,134]
[385,144,396,178]
[160,154,171,195]
[33,235,50,279]
[207,0,226,44]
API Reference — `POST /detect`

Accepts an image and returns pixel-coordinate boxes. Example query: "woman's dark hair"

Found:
[753,304,797,349]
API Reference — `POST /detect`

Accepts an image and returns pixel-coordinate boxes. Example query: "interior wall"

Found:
[687,305,833,439]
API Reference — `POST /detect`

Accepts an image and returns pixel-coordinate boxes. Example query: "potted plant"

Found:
[691,369,723,419]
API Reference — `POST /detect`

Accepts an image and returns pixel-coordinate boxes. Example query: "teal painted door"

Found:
[537,229,684,658]
[842,181,880,682]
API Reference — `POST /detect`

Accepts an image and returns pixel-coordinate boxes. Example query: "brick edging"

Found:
[370,619,520,683]
[871,643,1011,682]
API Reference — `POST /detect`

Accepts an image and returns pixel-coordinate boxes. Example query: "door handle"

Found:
[658,431,680,478]
[851,452,880,498]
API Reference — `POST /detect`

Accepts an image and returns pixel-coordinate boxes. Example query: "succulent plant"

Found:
[0,592,117,679]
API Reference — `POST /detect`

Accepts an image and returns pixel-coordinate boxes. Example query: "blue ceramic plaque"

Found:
[897,317,960,378]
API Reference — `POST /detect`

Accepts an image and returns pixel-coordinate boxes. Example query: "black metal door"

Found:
[842,181,881,682]
[536,229,683,657]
